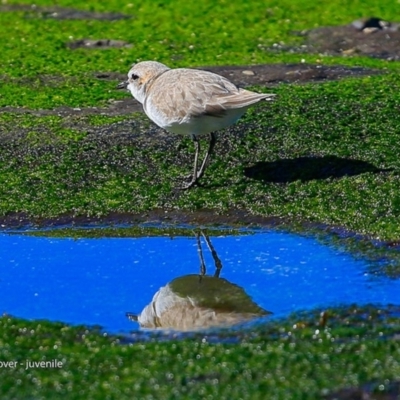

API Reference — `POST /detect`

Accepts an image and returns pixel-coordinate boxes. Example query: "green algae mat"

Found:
[0,0,400,240]
[1,306,399,399]
[1,0,400,398]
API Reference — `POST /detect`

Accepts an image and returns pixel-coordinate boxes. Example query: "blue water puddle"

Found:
[0,229,399,333]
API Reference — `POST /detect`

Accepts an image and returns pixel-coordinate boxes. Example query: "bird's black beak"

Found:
[116,80,128,90]
[126,312,138,321]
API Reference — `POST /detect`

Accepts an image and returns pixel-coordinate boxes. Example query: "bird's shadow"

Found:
[244,155,392,183]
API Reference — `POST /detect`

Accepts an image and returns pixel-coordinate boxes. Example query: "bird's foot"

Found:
[180,177,198,190]
[179,173,203,190]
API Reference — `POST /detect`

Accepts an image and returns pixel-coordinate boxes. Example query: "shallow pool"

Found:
[0,229,398,332]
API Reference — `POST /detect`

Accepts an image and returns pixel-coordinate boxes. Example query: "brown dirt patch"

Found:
[294,17,400,60]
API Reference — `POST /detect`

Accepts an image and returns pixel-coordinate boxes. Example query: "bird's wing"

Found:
[147,68,274,120]
[184,71,275,117]
[218,89,276,109]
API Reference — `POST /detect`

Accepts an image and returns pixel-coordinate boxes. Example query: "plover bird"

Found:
[118,61,275,189]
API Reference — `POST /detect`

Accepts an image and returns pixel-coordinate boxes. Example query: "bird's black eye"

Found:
[130,73,139,80]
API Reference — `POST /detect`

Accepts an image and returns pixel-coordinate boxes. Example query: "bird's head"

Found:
[117,61,170,104]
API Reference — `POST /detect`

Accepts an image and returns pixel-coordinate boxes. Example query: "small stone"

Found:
[363,27,380,34]
[242,70,255,76]
[342,48,356,55]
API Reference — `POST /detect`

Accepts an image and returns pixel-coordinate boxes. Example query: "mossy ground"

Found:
[1,305,399,400]
[2,74,400,240]
[1,0,400,398]
[1,0,400,240]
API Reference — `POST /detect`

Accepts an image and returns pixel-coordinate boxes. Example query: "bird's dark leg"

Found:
[196,231,206,284]
[181,132,216,190]
[196,231,207,276]
[181,135,200,190]
[196,132,217,181]
[202,232,222,278]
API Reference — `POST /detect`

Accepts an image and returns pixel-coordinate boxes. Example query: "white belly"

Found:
[145,106,248,137]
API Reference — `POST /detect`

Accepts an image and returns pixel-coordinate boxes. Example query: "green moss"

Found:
[1,73,400,240]
[0,305,398,399]
[21,226,247,239]
[0,0,399,112]
[1,0,400,240]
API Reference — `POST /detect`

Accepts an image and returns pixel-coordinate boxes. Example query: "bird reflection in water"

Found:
[126,231,271,331]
